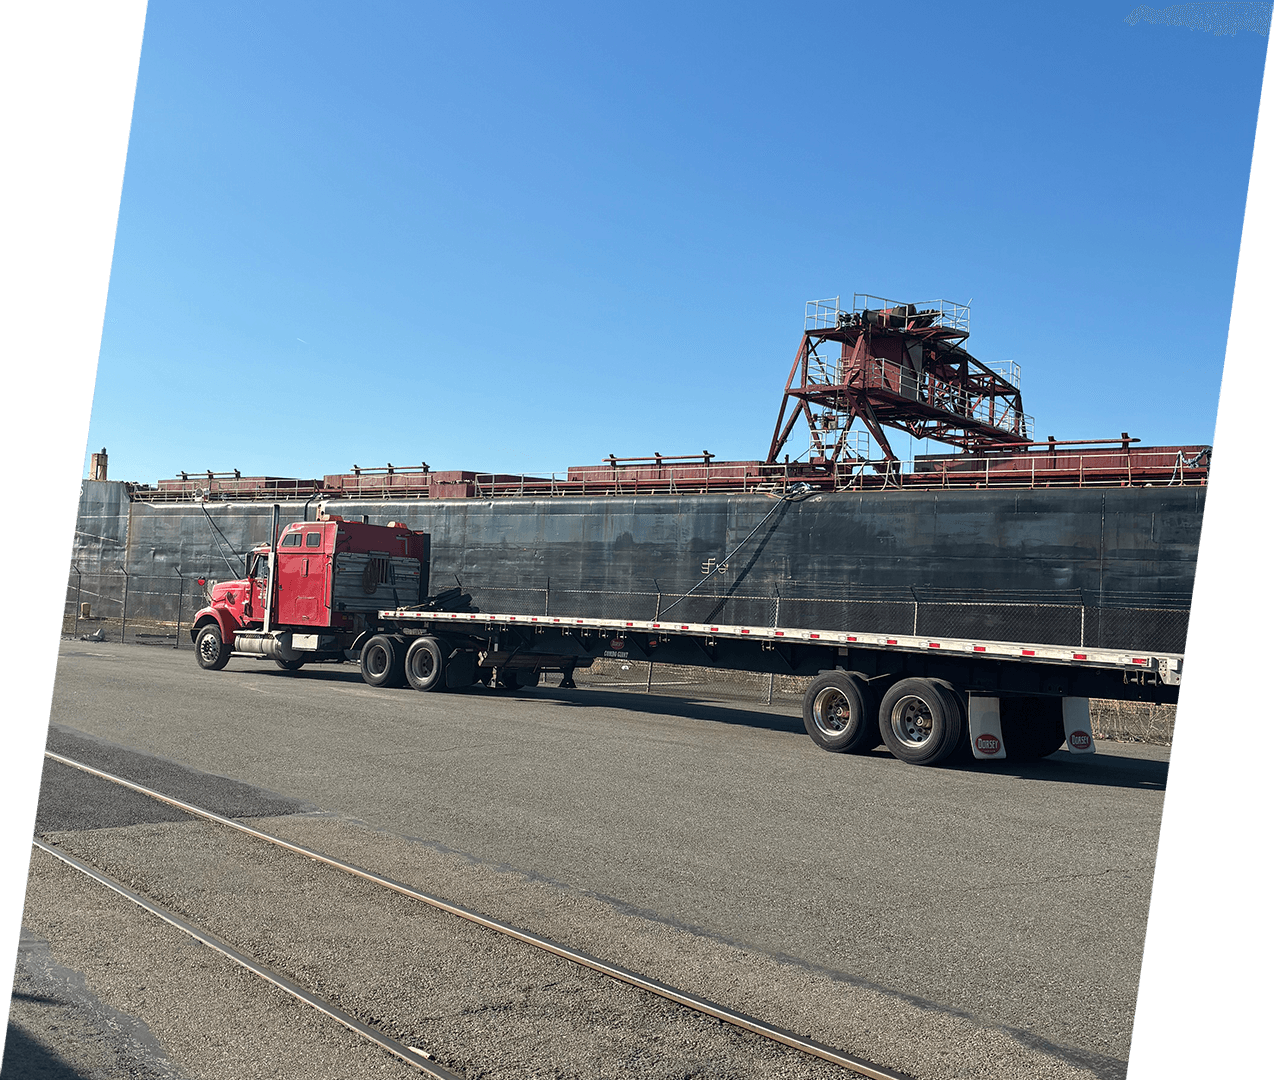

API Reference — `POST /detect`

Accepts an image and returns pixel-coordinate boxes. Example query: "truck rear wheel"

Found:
[360,634,405,688]
[802,672,875,753]
[195,624,231,671]
[878,678,965,766]
[405,636,445,692]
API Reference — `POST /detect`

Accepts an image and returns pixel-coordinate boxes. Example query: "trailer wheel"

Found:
[802,672,875,753]
[878,678,964,766]
[932,680,970,762]
[274,658,305,671]
[195,624,231,671]
[360,634,405,688]
[1000,696,1066,760]
[405,636,445,692]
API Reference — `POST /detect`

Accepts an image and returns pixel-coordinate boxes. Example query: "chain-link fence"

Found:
[59,570,1181,742]
[463,580,1191,654]
[62,567,226,647]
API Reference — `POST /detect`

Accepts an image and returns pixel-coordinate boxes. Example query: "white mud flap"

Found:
[968,696,1007,760]
[1062,697,1095,753]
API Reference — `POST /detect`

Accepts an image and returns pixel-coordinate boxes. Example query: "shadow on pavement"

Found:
[2,1023,96,1080]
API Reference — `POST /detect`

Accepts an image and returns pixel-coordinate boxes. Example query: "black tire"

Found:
[360,634,406,688]
[194,623,231,671]
[932,680,972,762]
[878,677,965,766]
[1000,696,1066,761]
[405,636,445,692]
[802,672,875,753]
[274,658,305,671]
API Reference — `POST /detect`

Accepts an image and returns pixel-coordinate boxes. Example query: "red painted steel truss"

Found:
[766,299,1031,463]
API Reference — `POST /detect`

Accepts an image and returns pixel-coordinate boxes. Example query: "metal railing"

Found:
[852,294,971,334]
[128,447,1208,505]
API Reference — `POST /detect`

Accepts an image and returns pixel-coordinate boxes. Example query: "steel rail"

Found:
[46,750,911,1080]
[31,838,459,1079]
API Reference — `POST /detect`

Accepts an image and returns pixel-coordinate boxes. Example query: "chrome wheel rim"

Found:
[890,695,936,747]
[198,632,219,663]
[812,686,853,737]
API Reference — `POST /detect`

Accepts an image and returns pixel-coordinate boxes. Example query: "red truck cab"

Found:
[191,514,428,670]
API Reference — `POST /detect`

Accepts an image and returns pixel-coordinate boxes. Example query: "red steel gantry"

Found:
[766,295,1033,464]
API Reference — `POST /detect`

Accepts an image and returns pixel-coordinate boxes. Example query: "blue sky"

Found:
[85,2,1269,483]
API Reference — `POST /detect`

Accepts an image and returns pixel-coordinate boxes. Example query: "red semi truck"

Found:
[190,508,1183,766]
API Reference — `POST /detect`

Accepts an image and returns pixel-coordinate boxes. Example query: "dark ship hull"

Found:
[71,480,1202,654]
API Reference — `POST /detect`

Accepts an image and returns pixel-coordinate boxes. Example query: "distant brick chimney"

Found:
[90,448,108,481]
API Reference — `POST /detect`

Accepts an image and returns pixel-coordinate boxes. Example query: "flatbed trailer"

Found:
[362,605,1182,765]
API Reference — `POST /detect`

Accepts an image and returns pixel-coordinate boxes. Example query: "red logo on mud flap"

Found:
[974,733,1001,755]
[610,638,625,650]
[1069,730,1092,750]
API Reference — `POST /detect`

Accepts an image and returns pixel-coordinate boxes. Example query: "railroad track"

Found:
[34,751,911,1080]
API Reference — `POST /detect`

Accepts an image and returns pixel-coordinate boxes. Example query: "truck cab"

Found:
[190,513,429,670]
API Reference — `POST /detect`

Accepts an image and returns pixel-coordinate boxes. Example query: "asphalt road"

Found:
[9,641,1171,1079]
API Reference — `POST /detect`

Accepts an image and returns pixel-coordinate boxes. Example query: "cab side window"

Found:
[305,531,322,548]
[280,532,302,547]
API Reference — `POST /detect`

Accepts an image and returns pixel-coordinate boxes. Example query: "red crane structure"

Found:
[766,295,1033,465]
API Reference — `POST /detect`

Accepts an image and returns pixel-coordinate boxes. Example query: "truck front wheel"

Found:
[195,624,231,671]
[803,672,875,753]
[360,634,406,688]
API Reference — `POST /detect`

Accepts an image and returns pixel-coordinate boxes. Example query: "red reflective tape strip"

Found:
[1073,652,1087,660]
[1022,649,1036,656]
[680,625,689,630]
[710,627,719,632]
[973,645,986,652]
[846,635,857,642]
[810,633,820,639]
[741,629,750,634]
[886,638,897,645]
[775,631,784,637]
[1132,658,1147,665]
[626,622,634,627]
[928,642,941,648]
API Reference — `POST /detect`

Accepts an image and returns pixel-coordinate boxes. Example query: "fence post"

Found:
[71,564,82,638]
[118,566,129,643]
[767,588,781,705]
[174,567,184,649]
[647,589,660,694]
